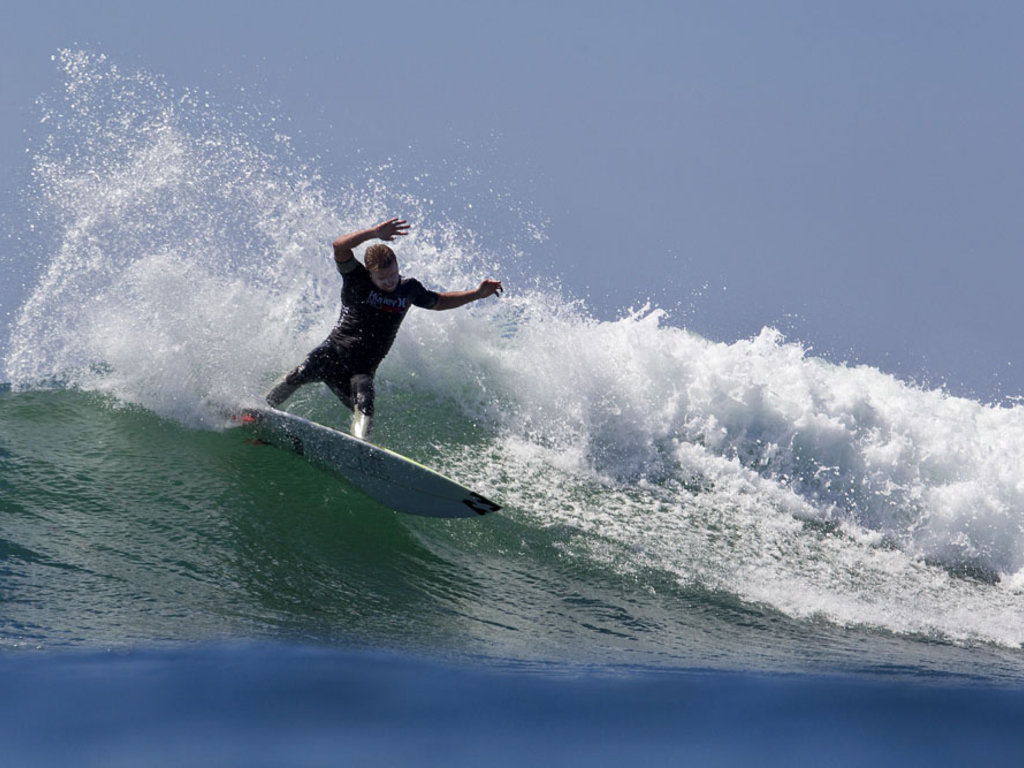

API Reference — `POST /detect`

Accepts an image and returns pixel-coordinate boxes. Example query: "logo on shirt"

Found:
[366,290,408,313]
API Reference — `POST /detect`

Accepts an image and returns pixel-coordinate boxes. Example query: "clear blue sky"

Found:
[3,0,1024,400]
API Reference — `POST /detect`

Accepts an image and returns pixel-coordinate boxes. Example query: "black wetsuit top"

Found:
[326,259,439,372]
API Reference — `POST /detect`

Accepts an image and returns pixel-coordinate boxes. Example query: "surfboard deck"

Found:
[236,407,501,519]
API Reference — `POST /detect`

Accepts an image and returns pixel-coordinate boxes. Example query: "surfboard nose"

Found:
[232,409,263,425]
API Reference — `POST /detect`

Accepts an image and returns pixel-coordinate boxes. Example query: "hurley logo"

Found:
[366,290,408,313]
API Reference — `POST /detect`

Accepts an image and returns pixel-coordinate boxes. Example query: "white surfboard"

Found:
[239,407,501,518]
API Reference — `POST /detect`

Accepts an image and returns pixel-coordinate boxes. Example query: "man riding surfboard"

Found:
[265,217,503,440]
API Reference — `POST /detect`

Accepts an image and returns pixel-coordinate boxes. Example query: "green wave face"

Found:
[2,387,1023,684]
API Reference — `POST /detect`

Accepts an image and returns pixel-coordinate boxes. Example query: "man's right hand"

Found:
[334,217,410,261]
[374,218,410,242]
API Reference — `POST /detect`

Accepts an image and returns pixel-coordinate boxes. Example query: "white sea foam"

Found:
[8,50,1024,648]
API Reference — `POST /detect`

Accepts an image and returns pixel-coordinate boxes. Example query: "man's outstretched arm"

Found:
[433,279,504,311]
[332,218,410,263]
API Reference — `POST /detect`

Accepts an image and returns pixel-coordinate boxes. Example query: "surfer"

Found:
[265,217,503,440]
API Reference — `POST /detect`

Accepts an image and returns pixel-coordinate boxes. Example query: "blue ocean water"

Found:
[4,643,1024,768]
[4,50,1024,765]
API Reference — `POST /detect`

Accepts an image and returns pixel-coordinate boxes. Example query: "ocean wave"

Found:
[6,50,1024,653]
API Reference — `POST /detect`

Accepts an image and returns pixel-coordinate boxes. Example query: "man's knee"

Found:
[285,363,312,386]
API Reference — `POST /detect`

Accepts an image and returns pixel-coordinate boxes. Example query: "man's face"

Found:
[369,262,400,292]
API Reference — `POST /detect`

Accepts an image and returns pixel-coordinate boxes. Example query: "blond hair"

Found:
[364,244,396,271]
